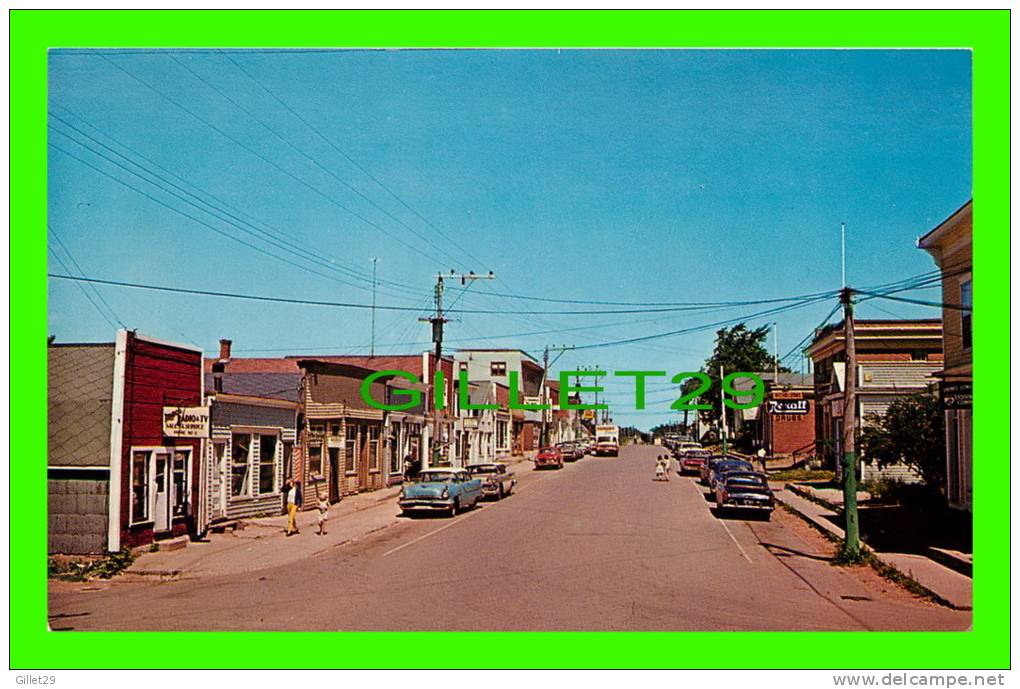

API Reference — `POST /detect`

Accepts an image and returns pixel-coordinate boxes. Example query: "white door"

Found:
[153,451,171,532]
[213,443,227,519]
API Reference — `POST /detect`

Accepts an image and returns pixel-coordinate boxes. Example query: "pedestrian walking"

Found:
[316,495,330,536]
[654,455,667,481]
[661,453,671,481]
[285,479,302,536]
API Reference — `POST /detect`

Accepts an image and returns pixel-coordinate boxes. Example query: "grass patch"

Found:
[48,550,135,581]
[769,469,835,482]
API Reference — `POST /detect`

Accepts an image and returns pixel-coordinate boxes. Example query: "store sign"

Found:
[462,417,479,429]
[523,396,544,407]
[162,406,210,438]
[941,381,972,410]
[766,399,810,415]
[830,399,844,418]
[582,409,596,420]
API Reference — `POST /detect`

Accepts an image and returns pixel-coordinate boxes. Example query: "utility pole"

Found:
[370,257,378,357]
[540,344,574,446]
[420,270,494,469]
[840,222,847,289]
[719,364,729,455]
[840,286,861,560]
[773,321,779,383]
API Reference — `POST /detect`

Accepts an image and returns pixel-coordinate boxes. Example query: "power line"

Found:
[49,117,422,301]
[47,225,125,328]
[168,53,469,272]
[856,290,972,311]
[49,140,427,300]
[47,248,120,330]
[97,53,455,267]
[50,105,423,298]
[570,295,834,351]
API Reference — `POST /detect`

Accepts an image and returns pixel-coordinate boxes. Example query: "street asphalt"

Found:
[48,445,970,631]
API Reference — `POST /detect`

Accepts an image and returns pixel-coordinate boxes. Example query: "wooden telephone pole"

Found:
[840,286,861,560]
[540,344,574,447]
[420,270,494,468]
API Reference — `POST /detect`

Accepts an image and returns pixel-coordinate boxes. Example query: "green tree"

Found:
[690,324,786,427]
[859,392,945,489]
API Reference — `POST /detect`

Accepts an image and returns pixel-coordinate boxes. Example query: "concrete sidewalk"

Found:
[125,454,537,579]
[774,486,973,610]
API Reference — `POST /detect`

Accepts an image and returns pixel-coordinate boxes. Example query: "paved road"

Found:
[49,445,970,631]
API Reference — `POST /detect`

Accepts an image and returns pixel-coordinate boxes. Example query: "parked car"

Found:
[714,471,774,518]
[680,448,712,474]
[557,441,583,462]
[534,446,564,470]
[466,462,517,499]
[708,459,755,490]
[699,455,751,486]
[398,468,483,517]
[674,441,703,459]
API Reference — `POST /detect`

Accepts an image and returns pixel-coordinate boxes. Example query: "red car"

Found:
[534,446,564,470]
[680,448,712,475]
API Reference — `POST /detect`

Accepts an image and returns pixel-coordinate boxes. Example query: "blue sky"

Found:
[47,49,971,429]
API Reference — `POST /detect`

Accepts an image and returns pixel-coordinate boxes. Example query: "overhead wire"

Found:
[96,53,456,267]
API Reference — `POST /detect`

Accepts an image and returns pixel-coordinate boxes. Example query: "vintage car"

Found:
[466,462,517,499]
[534,446,564,470]
[673,441,703,459]
[398,468,483,517]
[708,459,755,489]
[699,455,750,486]
[714,471,774,517]
[556,441,582,462]
[680,448,712,474]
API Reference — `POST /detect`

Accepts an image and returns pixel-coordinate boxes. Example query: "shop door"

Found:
[328,448,341,503]
[212,443,227,520]
[357,425,369,490]
[153,451,172,532]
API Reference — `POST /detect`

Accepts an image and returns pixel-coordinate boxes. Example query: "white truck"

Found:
[594,424,620,457]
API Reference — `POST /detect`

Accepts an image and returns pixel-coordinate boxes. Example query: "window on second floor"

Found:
[490,361,507,376]
[960,279,972,350]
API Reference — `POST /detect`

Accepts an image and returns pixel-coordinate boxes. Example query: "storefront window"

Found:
[131,451,150,523]
[172,450,189,517]
[369,425,380,469]
[960,279,972,350]
[345,437,357,473]
[308,445,322,477]
[231,434,251,497]
[259,435,278,494]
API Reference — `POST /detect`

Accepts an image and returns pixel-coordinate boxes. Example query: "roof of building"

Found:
[918,199,973,249]
[287,354,426,376]
[206,373,302,402]
[48,344,115,467]
[469,382,496,406]
[203,357,300,374]
[455,348,540,363]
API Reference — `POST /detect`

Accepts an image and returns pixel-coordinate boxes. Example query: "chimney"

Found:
[219,339,232,360]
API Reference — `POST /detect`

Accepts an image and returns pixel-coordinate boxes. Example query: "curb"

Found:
[773,489,969,611]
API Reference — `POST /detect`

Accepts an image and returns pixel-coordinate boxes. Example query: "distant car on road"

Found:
[714,471,774,518]
[534,446,565,470]
[680,448,712,474]
[466,462,517,499]
[398,468,483,517]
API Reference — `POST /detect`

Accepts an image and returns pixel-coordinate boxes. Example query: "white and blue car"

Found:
[398,468,483,517]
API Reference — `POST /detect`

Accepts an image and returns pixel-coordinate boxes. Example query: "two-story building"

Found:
[454,348,545,454]
[919,200,973,511]
[807,319,943,482]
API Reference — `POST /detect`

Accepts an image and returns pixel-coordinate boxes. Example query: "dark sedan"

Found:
[714,471,774,518]
[700,457,754,487]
